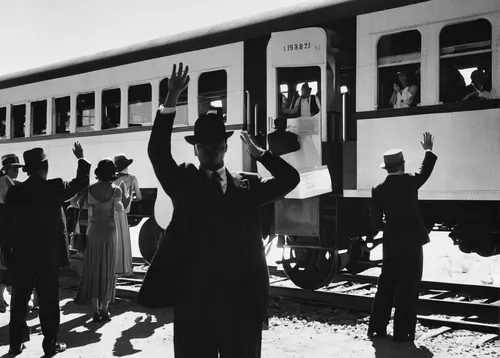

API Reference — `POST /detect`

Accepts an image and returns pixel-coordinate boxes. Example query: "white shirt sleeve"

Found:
[159,105,176,114]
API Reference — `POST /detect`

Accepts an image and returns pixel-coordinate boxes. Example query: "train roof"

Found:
[0,0,427,90]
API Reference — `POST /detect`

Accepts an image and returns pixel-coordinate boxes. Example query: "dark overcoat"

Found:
[137,110,300,321]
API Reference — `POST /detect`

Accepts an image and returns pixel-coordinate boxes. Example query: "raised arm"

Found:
[131,175,142,201]
[241,132,300,206]
[147,63,190,199]
[282,97,300,115]
[415,132,438,189]
[59,142,91,202]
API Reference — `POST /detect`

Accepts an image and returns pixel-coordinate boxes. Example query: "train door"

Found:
[259,27,342,289]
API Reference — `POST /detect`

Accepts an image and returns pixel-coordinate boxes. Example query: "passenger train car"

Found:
[0,0,498,290]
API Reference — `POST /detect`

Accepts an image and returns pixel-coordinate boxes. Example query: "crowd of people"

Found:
[0,62,438,357]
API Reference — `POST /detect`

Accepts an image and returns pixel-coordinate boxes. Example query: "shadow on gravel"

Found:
[268,298,370,326]
[372,339,434,358]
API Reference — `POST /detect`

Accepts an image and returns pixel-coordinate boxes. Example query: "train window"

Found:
[0,107,5,139]
[102,88,121,130]
[377,30,421,110]
[31,100,47,136]
[198,70,227,120]
[54,97,70,134]
[76,93,95,132]
[439,19,492,103]
[12,104,25,138]
[159,78,188,126]
[277,66,321,119]
[129,84,152,126]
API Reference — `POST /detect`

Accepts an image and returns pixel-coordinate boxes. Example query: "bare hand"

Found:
[168,63,190,97]
[240,131,265,159]
[393,83,400,92]
[420,132,434,151]
[72,142,84,159]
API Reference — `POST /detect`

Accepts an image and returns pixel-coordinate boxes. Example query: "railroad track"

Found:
[60,258,500,345]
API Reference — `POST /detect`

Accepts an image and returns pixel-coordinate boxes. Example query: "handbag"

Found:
[70,208,87,252]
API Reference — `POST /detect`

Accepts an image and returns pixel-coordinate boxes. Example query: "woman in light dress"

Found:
[74,159,126,321]
[113,154,141,277]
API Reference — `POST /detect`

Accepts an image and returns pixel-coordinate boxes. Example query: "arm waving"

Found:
[147,63,190,199]
[415,132,438,189]
[59,142,91,202]
[241,132,300,205]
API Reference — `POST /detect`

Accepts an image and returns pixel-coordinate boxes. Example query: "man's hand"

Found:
[420,132,434,151]
[72,141,84,159]
[241,131,266,159]
[164,63,190,107]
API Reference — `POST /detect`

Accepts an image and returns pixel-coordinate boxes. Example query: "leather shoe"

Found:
[8,343,26,355]
[367,327,387,338]
[44,342,67,357]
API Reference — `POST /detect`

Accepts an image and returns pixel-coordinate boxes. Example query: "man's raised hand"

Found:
[168,63,190,97]
[420,132,434,151]
[241,131,266,159]
[73,141,84,159]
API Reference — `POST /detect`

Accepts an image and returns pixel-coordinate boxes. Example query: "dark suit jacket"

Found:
[369,151,437,258]
[137,110,300,313]
[4,159,91,271]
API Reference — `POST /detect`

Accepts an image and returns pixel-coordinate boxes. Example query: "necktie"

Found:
[211,171,223,194]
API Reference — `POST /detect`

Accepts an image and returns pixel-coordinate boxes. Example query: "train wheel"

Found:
[139,218,163,264]
[280,236,337,290]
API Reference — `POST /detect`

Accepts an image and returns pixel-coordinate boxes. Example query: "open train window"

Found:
[54,97,70,134]
[12,104,25,138]
[129,84,152,126]
[76,93,95,132]
[198,70,227,121]
[102,89,120,130]
[159,78,188,126]
[439,19,492,103]
[31,100,47,136]
[377,30,421,110]
[0,107,5,139]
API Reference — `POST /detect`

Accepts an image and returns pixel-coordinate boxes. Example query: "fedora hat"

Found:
[1,154,23,172]
[185,113,234,145]
[380,149,405,169]
[23,148,48,172]
[114,154,133,173]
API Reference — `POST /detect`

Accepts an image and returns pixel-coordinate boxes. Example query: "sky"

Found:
[0,0,311,76]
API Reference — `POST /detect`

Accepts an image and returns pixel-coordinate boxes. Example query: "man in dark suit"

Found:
[367,132,437,342]
[137,63,300,357]
[3,142,90,356]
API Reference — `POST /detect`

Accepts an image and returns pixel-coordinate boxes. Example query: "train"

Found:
[0,0,499,290]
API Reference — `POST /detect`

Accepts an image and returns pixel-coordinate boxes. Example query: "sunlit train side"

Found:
[0,0,497,291]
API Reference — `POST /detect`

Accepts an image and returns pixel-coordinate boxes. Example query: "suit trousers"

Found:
[173,283,263,358]
[368,247,423,339]
[9,265,60,351]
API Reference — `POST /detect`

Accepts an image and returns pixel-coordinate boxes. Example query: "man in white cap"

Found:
[367,132,437,342]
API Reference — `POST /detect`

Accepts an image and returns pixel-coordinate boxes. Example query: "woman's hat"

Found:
[380,149,405,169]
[114,154,133,172]
[184,113,234,145]
[22,148,47,172]
[1,154,23,172]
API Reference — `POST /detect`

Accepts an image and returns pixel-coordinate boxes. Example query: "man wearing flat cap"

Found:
[4,142,90,356]
[137,63,300,357]
[367,132,437,342]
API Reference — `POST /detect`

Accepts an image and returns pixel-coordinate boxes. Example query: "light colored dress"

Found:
[113,174,140,275]
[75,183,124,304]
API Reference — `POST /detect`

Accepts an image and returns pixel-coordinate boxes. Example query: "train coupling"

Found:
[345,236,383,274]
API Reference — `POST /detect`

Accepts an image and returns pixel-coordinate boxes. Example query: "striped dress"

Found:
[75,184,123,304]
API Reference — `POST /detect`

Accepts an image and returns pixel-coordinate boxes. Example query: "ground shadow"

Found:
[112,309,172,357]
[372,338,434,358]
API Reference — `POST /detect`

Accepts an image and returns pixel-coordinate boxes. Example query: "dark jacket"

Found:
[4,159,91,270]
[137,110,300,314]
[369,151,437,258]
